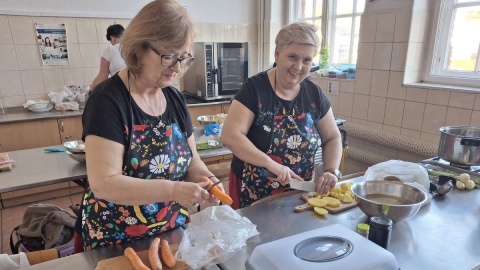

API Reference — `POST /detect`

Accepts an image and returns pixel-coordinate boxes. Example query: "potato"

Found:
[323,197,341,207]
[308,197,328,207]
[313,207,329,216]
[342,194,353,203]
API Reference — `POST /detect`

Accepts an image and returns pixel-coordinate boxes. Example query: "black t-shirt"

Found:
[82,74,193,146]
[230,71,331,176]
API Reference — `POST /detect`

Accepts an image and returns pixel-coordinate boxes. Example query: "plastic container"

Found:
[368,216,393,249]
[357,223,370,238]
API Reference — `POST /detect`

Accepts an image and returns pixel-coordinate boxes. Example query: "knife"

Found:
[264,169,317,192]
[44,147,66,152]
[206,178,228,192]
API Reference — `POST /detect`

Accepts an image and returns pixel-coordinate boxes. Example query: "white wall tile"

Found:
[390,42,407,71]
[42,69,65,93]
[356,42,374,69]
[82,67,98,86]
[9,16,36,45]
[79,44,100,67]
[4,95,27,107]
[20,70,45,95]
[354,69,372,95]
[370,70,389,97]
[0,70,23,96]
[76,18,98,44]
[387,71,406,99]
[15,44,42,70]
[0,16,13,44]
[359,14,377,43]
[376,13,396,42]
[367,96,386,123]
[63,68,85,86]
[195,22,211,42]
[0,44,19,70]
[394,12,411,42]
[372,42,392,70]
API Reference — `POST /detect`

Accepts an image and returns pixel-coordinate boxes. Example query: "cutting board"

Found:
[95,244,188,270]
[0,152,13,171]
[295,192,358,214]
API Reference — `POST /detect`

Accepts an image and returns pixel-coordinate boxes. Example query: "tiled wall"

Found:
[0,15,258,108]
[311,0,480,174]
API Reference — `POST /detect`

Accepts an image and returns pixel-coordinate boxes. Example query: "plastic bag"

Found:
[176,205,259,269]
[364,160,430,189]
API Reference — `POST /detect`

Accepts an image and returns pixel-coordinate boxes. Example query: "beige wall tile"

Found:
[338,92,354,117]
[76,18,98,44]
[354,69,372,95]
[376,13,395,42]
[373,42,392,70]
[63,68,85,86]
[420,132,440,146]
[356,42,374,69]
[79,44,100,68]
[402,101,424,131]
[445,107,472,126]
[0,44,18,70]
[390,42,407,71]
[115,19,131,30]
[367,96,386,123]
[359,14,377,43]
[20,70,45,95]
[340,80,355,93]
[400,128,420,139]
[351,118,367,125]
[65,43,82,68]
[366,121,383,130]
[0,16,13,44]
[394,12,411,42]
[352,94,369,120]
[9,16,36,45]
[405,87,427,102]
[383,124,400,134]
[387,71,406,99]
[42,69,65,93]
[370,70,389,97]
[15,44,41,70]
[426,89,450,106]
[327,93,339,114]
[471,111,480,127]
[195,23,212,42]
[448,91,475,109]
[238,23,250,41]
[422,104,447,133]
[384,98,404,127]
[82,67,98,86]
[95,19,116,44]
[0,71,23,96]
[474,95,480,110]
[4,95,26,107]
[55,17,78,44]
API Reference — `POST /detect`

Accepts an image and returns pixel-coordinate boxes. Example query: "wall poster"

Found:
[35,23,69,66]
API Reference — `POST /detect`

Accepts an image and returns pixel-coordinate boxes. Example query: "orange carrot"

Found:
[148,237,162,270]
[160,239,176,268]
[203,177,233,206]
[124,247,151,270]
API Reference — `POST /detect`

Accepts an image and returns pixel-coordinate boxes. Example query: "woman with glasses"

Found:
[74,0,224,252]
[222,22,343,209]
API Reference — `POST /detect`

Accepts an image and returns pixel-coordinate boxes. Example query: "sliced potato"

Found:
[323,197,341,207]
[342,193,353,203]
[308,197,328,207]
[313,207,329,216]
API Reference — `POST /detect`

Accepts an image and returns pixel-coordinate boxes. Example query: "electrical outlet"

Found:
[328,81,339,95]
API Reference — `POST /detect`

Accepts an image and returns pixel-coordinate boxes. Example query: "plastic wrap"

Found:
[176,205,259,269]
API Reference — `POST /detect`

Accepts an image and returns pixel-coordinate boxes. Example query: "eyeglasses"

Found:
[149,46,194,68]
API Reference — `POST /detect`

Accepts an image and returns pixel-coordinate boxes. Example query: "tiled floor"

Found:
[0,179,230,255]
[0,193,83,255]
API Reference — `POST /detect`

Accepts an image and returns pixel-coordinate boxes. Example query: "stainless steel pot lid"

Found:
[293,236,353,262]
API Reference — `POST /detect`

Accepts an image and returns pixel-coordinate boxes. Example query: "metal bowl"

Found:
[66,150,86,163]
[63,140,85,153]
[351,180,427,222]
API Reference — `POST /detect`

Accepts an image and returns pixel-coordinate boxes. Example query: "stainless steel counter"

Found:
[219,176,480,270]
[0,146,231,193]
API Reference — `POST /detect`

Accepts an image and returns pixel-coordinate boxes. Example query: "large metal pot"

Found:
[438,126,480,165]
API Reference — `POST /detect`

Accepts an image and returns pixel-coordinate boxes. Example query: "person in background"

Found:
[222,22,343,209]
[74,0,224,252]
[89,24,126,90]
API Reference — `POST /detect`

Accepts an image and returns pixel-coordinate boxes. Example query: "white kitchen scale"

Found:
[246,223,398,270]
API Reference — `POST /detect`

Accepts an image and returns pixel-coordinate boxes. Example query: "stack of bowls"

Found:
[63,140,86,163]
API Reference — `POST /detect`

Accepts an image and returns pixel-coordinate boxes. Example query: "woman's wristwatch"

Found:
[325,168,342,180]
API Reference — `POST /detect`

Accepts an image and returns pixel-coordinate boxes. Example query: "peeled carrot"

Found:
[203,176,233,206]
[124,247,151,270]
[160,239,176,268]
[148,237,162,270]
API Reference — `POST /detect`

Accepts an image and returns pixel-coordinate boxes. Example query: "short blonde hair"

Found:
[275,22,321,52]
[121,0,196,75]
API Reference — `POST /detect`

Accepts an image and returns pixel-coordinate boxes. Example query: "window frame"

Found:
[423,0,480,88]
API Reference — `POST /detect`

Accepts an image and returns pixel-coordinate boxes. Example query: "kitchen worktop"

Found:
[0,101,231,125]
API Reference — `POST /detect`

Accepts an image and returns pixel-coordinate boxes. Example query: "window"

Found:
[290,0,365,67]
[424,0,480,88]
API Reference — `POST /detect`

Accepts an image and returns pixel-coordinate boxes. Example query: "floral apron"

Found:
[80,117,192,250]
[240,97,320,207]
